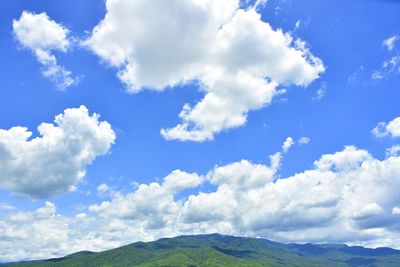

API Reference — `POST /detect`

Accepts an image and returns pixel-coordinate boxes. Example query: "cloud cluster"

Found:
[372,116,400,138]
[0,202,114,262]
[86,0,324,141]
[87,141,400,249]
[2,140,400,261]
[13,11,79,90]
[0,106,116,198]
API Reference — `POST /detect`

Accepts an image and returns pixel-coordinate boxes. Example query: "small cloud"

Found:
[0,203,16,211]
[13,11,80,90]
[393,207,400,215]
[383,35,398,51]
[313,88,325,101]
[295,20,301,30]
[371,71,384,80]
[312,83,327,101]
[75,213,87,219]
[293,19,310,32]
[386,145,400,158]
[97,183,110,194]
[372,116,400,138]
[298,136,310,145]
[253,0,268,9]
[36,202,56,217]
[372,55,400,81]
[282,137,294,153]
[372,122,388,137]
[347,65,365,83]
[372,34,400,81]
[274,6,282,15]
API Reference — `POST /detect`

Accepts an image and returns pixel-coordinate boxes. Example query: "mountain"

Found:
[3,234,400,266]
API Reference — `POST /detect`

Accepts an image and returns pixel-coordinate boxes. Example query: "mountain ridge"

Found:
[3,233,400,266]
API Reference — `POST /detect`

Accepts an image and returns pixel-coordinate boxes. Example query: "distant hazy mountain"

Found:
[3,234,400,266]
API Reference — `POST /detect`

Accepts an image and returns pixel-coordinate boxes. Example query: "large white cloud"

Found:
[86,0,324,141]
[2,140,400,261]
[0,106,116,198]
[372,116,400,138]
[13,11,79,90]
[87,141,400,249]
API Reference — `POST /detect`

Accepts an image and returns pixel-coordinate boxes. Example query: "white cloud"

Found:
[0,106,116,198]
[386,145,400,157]
[313,145,370,171]
[383,35,398,51]
[371,55,400,80]
[0,203,15,211]
[163,170,204,193]
[294,20,301,31]
[85,143,400,251]
[86,0,324,141]
[97,183,110,194]
[372,116,400,138]
[3,140,400,261]
[347,65,365,83]
[13,11,79,90]
[207,156,280,191]
[372,35,400,81]
[253,0,268,9]
[282,136,294,153]
[298,136,310,145]
[89,170,203,229]
[0,202,65,261]
[313,88,325,101]
[0,202,111,262]
[312,82,327,101]
[393,207,400,215]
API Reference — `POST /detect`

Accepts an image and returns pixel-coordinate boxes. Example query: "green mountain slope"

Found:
[3,234,400,267]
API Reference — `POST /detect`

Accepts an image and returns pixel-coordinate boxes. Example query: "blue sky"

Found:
[1,0,400,261]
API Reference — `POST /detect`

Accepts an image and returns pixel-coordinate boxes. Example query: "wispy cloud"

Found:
[312,83,327,101]
[372,34,400,81]
[383,35,399,51]
[13,11,80,90]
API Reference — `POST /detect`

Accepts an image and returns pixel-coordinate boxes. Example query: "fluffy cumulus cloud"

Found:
[13,11,79,90]
[85,144,400,249]
[2,140,400,261]
[89,170,203,229]
[372,116,400,138]
[85,0,324,141]
[0,106,116,198]
[0,202,114,262]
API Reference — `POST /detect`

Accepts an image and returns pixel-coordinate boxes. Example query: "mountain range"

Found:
[3,234,400,266]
